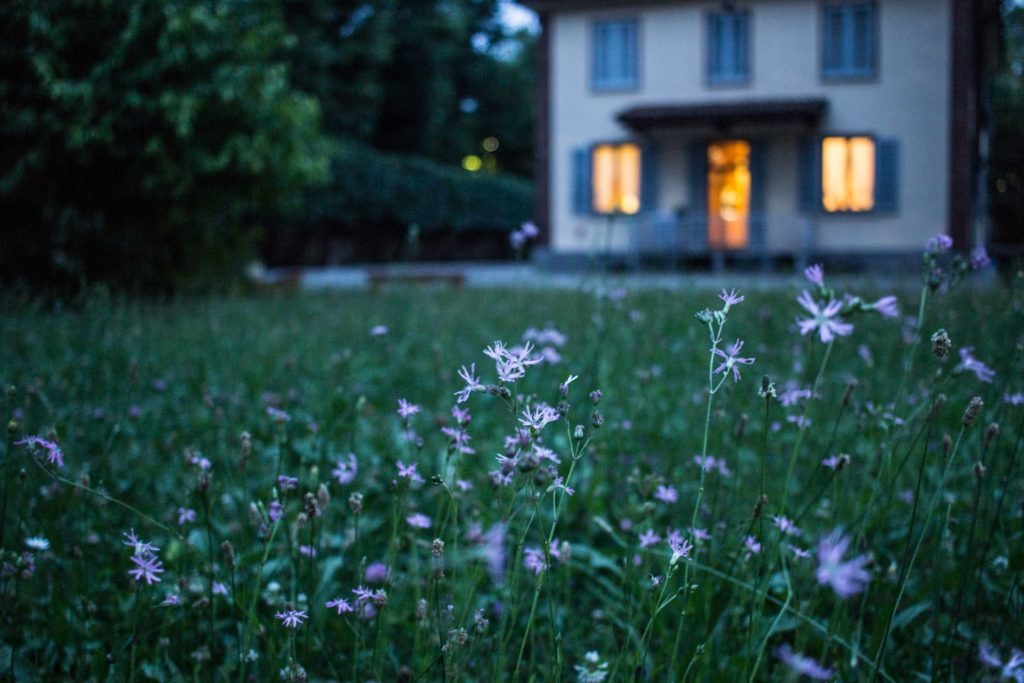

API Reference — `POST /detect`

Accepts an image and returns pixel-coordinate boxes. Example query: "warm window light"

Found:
[462,155,482,172]
[592,143,640,214]
[822,136,875,212]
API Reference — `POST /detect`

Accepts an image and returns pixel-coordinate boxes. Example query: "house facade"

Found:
[524,0,998,263]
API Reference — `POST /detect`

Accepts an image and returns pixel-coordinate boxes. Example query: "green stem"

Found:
[781,339,834,512]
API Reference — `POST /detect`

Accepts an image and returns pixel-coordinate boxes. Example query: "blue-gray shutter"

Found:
[641,142,659,212]
[798,137,820,213]
[622,21,638,88]
[749,141,767,250]
[572,147,592,215]
[874,138,899,212]
[708,14,723,80]
[736,13,750,79]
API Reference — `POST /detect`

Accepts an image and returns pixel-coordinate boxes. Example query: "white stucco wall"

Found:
[547,0,951,254]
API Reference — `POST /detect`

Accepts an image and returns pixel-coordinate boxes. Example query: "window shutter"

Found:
[641,142,659,212]
[621,21,637,87]
[736,13,749,79]
[798,137,820,213]
[572,147,592,215]
[708,15,722,80]
[686,141,708,249]
[874,138,899,212]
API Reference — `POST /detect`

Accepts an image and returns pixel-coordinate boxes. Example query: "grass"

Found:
[0,264,1022,681]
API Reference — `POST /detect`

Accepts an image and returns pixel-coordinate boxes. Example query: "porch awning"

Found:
[617,98,829,131]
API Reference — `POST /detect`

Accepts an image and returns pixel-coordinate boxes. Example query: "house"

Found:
[522,0,1000,266]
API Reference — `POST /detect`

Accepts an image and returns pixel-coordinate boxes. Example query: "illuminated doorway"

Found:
[707,140,751,249]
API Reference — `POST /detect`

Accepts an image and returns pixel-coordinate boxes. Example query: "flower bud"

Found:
[931,329,951,358]
[735,413,749,439]
[842,380,858,407]
[431,538,445,579]
[589,389,603,405]
[759,376,776,399]
[984,423,1000,449]
[973,461,986,480]
[221,541,235,571]
[574,425,585,439]
[348,492,363,514]
[317,483,330,511]
[591,410,604,429]
[963,396,983,427]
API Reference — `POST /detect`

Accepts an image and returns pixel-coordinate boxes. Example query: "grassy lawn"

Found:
[1,267,1022,681]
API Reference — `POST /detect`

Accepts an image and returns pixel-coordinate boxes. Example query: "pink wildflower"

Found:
[796,291,854,343]
[816,532,870,598]
[332,453,358,485]
[804,263,824,286]
[713,339,756,381]
[775,644,833,680]
[15,436,64,468]
[406,513,431,529]
[275,609,307,628]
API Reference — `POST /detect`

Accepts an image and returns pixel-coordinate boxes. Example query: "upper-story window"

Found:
[707,11,750,85]
[822,2,877,80]
[592,19,638,91]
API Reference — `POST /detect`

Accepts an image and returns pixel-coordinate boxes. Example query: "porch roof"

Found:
[617,98,829,131]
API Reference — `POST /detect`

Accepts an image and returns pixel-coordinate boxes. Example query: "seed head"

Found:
[348,492,363,513]
[931,329,952,358]
[759,376,777,400]
[974,461,986,480]
[963,396,983,427]
[984,423,1000,449]
[221,541,235,571]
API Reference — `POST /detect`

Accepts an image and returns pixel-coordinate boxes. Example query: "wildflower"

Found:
[299,545,316,558]
[275,609,308,628]
[396,461,424,484]
[1005,392,1024,406]
[926,234,953,253]
[816,532,870,598]
[268,500,283,523]
[177,507,197,525]
[455,364,485,403]
[871,296,900,318]
[122,529,159,557]
[25,537,49,551]
[15,436,64,468]
[547,476,574,496]
[521,221,540,239]
[370,325,389,336]
[955,347,995,383]
[668,535,693,564]
[774,644,833,680]
[771,515,801,536]
[212,582,228,595]
[161,593,182,607]
[352,585,375,604]
[693,455,732,477]
[574,650,610,682]
[406,513,431,529]
[277,475,298,490]
[713,339,756,382]
[519,403,560,431]
[332,453,358,485]
[365,562,389,583]
[484,340,542,383]
[396,399,421,419]
[266,407,291,423]
[523,547,548,575]
[804,263,825,286]
[484,523,507,584]
[796,291,853,343]
[744,535,762,555]
[326,598,354,615]
[719,288,745,307]
[821,454,850,471]
[559,374,579,397]
[638,529,661,549]
[654,485,678,504]
[128,553,165,585]
[788,545,812,559]
[689,527,711,542]
[971,246,991,270]
[978,642,1024,679]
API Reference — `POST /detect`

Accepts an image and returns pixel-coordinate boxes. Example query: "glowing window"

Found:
[821,136,875,212]
[592,143,641,215]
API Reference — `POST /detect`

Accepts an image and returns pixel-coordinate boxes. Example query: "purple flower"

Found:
[523,547,548,575]
[275,609,307,628]
[956,347,996,383]
[396,399,421,420]
[719,288,744,307]
[1006,392,1024,406]
[396,461,424,484]
[212,582,228,595]
[299,545,316,558]
[821,455,846,471]
[484,523,508,585]
[177,507,197,526]
[455,363,485,403]
[816,532,870,598]
[15,436,64,468]
[277,475,298,490]
[693,455,732,477]
[926,234,953,253]
[352,585,375,604]
[365,562,389,584]
[452,405,471,424]
[744,535,762,555]
[668,535,693,563]
[638,529,661,549]
[122,529,159,557]
[804,263,825,286]
[161,593,181,607]
[774,644,833,680]
[713,339,756,382]
[520,221,540,239]
[788,544,812,559]
[332,453,358,485]
[128,553,165,585]
[266,406,291,423]
[689,527,711,542]
[796,291,854,343]
[519,403,560,431]
[509,230,526,249]
[871,296,899,318]
[978,642,1024,679]
[654,485,678,504]
[261,501,281,525]
[326,598,354,615]
[484,340,542,383]
[370,325,389,336]
[406,513,431,529]
[771,515,801,537]
[971,246,991,270]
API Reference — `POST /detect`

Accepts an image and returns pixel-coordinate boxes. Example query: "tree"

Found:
[0,0,327,292]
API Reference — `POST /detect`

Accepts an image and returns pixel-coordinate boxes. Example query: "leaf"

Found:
[892,601,931,631]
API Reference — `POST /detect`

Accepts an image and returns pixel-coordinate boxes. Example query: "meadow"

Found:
[1,249,1022,681]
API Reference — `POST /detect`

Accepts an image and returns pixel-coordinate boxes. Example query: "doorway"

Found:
[707,140,751,249]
